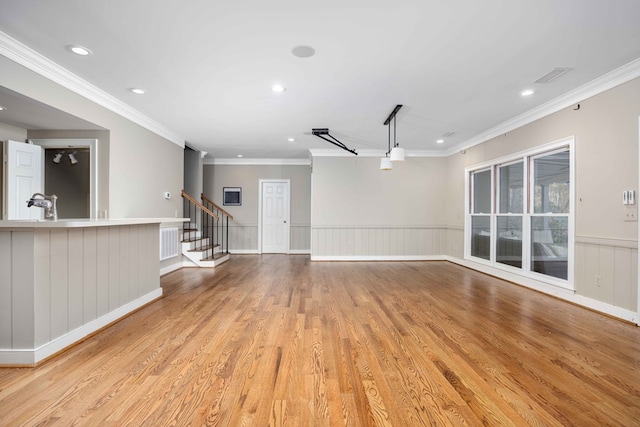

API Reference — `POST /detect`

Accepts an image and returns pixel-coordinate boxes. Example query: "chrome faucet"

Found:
[27,193,58,221]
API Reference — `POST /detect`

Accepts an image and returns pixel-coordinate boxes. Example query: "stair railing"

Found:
[181,190,219,257]
[201,193,234,255]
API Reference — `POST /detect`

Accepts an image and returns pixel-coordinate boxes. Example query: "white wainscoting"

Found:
[228,223,310,254]
[311,226,450,260]
[291,224,311,253]
[575,236,638,312]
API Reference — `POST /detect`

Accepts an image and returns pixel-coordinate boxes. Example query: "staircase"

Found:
[181,190,233,268]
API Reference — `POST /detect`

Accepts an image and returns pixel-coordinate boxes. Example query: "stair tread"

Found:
[182,237,209,243]
[188,244,220,252]
[201,252,229,261]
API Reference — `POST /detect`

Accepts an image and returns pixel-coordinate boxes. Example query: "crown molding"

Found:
[0,31,185,148]
[204,158,311,166]
[308,148,446,158]
[445,57,640,156]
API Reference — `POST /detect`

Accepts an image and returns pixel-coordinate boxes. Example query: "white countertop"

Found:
[0,218,189,228]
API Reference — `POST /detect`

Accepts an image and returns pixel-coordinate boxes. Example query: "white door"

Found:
[6,140,43,219]
[260,180,290,253]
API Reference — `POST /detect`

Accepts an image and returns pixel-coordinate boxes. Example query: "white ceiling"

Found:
[1,0,640,159]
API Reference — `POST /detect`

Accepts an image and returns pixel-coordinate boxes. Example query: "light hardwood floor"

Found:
[1,255,639,426]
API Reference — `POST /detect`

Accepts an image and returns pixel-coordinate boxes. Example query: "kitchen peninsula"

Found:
[0,218,183,366]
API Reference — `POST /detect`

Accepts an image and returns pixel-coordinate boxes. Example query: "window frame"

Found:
[464,136,575,290]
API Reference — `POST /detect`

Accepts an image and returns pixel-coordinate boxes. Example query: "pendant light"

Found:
[380,121,393,170]
[389,115,405,162]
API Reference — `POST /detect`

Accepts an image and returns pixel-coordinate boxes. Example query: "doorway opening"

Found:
[31,138,98,219]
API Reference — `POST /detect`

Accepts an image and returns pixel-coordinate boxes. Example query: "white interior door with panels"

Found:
[259,179,290,254]
[5,140,43,219]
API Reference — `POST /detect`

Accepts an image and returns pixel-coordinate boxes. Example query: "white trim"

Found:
[0,288,163,365]
[446,256,638,325]
[230,249,260,254]
[638,116,640,319]
[160,261,184,276]
[311,224,448,229]
[205,158,311,166]
[464,136,574,172]
[446,58,640,156]
[311,255,447,262]
[575,235,637,248]
[289,249,311,255]
[0,31,185,148]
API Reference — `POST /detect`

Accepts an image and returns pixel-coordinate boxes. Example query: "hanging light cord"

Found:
[387,122,391,156]
[394,115,397,148]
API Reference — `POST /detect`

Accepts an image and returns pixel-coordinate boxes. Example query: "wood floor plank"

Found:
[1,256,640,426]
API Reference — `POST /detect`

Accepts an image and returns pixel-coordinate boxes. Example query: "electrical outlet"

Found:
[625,206,638,221]
[595,275,602,287]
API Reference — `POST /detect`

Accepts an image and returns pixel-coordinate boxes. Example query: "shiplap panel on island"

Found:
[0,218,182,365]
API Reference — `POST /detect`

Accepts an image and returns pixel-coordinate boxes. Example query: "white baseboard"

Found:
[230,249,260,254]
[445,256,639,325]
[0,288,163,366]
[289,249,311,255]
[160,261,184,276]
[311,255,447,261]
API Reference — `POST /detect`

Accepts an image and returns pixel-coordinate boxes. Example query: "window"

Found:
[496,161,524,269]
[465,138,573,289]
[530,149,570,280]
[470,169,492,260]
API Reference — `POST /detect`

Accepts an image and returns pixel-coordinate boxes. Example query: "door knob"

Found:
[284,220,287,223]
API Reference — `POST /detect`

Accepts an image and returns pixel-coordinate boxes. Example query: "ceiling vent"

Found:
[441,131,456,138]
[534,67,572,84]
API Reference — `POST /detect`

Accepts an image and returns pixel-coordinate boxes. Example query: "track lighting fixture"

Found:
[52,151,64,164]
[52,150,80,165]
[68,151,78,165]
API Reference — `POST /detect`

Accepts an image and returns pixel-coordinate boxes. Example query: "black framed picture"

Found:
[223,187,242,206]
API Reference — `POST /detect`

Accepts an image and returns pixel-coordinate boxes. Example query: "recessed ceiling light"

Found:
[287,137,295,142]
[237,154,243,158]
[272,84,286,93]
[130,88,146,95]
[291,45,316,58]
[0,106,5,111]
[521,89,535,97]
[436,139,444,144]
[67,45,93,56]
